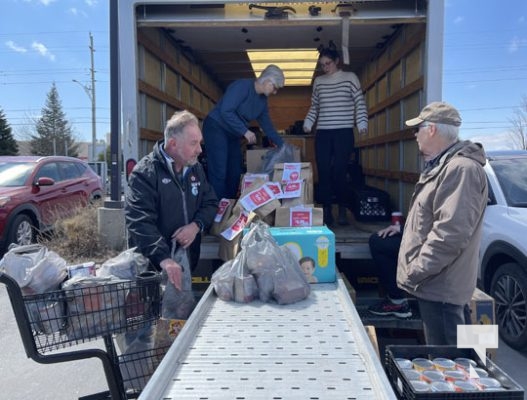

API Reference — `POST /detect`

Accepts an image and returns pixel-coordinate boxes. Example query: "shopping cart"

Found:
[0,271,168,400]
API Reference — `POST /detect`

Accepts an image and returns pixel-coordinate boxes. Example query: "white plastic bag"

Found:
[98,247,150,280]
[0,244,67,294]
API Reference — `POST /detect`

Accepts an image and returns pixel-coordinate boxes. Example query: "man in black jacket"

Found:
[125,110,218,290]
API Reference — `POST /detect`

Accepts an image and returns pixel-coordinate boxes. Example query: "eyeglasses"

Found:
[414,124,431,134]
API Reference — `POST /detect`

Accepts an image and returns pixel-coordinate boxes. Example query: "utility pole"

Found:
[73,32,97,161]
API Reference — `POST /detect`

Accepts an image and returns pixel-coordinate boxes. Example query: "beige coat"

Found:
[397,141,488,306]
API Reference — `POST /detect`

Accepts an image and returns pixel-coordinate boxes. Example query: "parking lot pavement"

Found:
[0,285,108,400]
[494,338,527,397]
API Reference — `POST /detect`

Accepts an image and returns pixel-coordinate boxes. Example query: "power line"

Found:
[0,80,109,85]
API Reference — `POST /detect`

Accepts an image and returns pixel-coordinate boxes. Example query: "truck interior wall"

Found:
[136,27,224,154]
[136,27,313,160]
[267,86,311,131]
[132,21,428,215]
[357,23,426,214]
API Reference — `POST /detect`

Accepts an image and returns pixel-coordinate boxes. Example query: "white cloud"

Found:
[39,0,57,5]
[69,7,88,17]
[5,40,27,53]
[85,0,98,6]
[453,16,464,24]
[508,36,527,53]
[31,41,55,61]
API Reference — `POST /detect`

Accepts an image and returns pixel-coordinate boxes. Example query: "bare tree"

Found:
[508,95,527,150]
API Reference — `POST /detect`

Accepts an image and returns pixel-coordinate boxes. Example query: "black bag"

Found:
[350,185,391,222]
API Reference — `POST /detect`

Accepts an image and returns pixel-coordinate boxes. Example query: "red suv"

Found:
[0,156,104,253]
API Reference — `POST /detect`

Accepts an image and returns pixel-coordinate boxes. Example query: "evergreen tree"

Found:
[30,83,79,157]
[0,107,18,155]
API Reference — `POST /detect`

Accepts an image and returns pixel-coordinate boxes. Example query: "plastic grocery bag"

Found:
[160,245,196,319]
[62,276,129,340]
[242,221,310,304]
[212,221,310,305]
[260,143,298,178]
[273,245,311,305]
[98,247,150,280]
[211,256,258,303]
[0,244,67,294]
[153,243,197,359]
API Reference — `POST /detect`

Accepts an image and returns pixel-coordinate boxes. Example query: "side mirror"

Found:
[34,177,55,187]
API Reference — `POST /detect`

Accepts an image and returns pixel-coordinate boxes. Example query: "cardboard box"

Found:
[364,325,380,359]
[269,226,336,283]
[274,206,323,227]
[246,148,301,173]
[469,287,495,325]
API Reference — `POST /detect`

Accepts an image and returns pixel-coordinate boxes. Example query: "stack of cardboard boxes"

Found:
[209,148,335,284]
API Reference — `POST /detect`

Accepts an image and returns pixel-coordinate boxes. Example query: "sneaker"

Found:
[368,297,412,318]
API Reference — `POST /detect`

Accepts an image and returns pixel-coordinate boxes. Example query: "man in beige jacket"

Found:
[396,102,488,345]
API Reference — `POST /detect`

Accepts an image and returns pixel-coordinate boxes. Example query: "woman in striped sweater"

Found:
[303,47,368,225]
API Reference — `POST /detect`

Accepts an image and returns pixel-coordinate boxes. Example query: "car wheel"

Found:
[490,262,527,350]
[7,214,35,247]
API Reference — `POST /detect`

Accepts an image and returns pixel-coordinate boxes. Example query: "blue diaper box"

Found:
[269,226,336,283]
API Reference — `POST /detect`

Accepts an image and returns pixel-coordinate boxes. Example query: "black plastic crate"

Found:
[385,345,524,399]
[350,185,391,222]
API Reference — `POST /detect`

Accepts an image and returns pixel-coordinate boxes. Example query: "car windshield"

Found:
[491,157,527,207]
[0,162,34,187]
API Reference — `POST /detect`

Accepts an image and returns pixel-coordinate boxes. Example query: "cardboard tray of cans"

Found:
[385,345,524,399]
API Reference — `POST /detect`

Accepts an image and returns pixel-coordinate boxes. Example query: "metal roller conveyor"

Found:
[140,279,396,399]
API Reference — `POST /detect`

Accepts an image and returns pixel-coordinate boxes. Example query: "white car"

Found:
[479,150,527,350]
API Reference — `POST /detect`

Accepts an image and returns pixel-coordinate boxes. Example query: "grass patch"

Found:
[39,201,121,264]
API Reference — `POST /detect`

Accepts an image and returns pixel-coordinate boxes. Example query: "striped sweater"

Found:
[304,70,368,132]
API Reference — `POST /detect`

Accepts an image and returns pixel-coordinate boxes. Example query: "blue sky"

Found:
[1,0,526,150]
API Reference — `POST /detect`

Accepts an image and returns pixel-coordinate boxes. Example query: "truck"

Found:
[115,0,445,224]
[110,1,444,396]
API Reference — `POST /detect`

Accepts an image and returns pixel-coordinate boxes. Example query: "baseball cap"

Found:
[405,101,462,127]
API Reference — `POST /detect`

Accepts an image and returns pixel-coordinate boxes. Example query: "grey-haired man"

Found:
[396,102,488,345]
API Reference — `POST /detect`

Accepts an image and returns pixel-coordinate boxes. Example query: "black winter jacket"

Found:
[125,141,218,271]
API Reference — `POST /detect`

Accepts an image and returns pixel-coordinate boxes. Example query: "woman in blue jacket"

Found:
[202,64,285,199]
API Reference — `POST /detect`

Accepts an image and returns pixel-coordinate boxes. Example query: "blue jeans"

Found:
[202,117,243,199]
[417,299,466,345]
